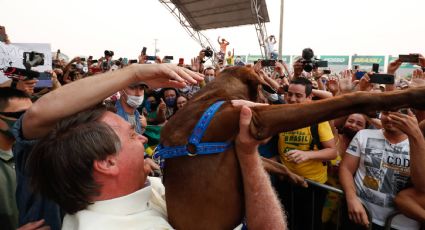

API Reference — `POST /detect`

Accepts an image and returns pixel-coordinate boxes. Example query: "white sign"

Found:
[0,43,52,72]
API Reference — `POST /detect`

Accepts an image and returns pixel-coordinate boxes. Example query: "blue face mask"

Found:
[165,97,176,107]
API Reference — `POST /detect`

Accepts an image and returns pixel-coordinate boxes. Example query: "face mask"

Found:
[165,97,176,107]
[123,91,144,108]
[205,75,215,83]
[0,117,16,139]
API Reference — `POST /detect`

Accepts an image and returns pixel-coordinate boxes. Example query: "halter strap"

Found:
[154,101,232,159]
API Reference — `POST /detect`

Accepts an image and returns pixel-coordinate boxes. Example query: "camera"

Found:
[23,51,45,70]
[104,50,114,57]
[300,48,328,72]
[202,47,213,58]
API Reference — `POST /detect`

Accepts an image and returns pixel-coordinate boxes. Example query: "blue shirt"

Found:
[12,117,62,230]
[115,100,143,134]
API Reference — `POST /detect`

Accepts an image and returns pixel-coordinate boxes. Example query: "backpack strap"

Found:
[309,123,323,150]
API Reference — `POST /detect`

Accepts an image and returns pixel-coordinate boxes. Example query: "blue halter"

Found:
[154,101,232,159]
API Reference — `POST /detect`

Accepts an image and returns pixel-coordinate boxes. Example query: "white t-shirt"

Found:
[62,177,173,230]
[347,129,419,230]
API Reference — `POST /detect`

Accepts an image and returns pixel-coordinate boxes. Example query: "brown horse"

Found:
[160,66,425,229]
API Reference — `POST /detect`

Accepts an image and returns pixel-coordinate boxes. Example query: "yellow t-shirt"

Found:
[278,121,334,183]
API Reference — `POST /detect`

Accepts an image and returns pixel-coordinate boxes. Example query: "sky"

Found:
[1,0,424,62]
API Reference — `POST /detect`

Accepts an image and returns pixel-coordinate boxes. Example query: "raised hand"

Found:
[387,58,403,75]
[133,64,204,89]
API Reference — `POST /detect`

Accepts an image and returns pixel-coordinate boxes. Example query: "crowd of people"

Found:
[1,25,425,230]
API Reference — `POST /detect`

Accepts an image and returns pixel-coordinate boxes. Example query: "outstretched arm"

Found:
[235,106,287,230]
[23,64,203,139]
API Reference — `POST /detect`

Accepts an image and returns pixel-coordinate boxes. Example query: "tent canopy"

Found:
[170,0,270,31]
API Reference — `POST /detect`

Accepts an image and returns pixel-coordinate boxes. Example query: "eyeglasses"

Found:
[0,110,27,119]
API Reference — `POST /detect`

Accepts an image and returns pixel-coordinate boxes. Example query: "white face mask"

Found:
[124,91,144,108]
[205,75,215,83]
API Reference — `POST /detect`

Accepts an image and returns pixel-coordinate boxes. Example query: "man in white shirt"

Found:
[339,110,421,230]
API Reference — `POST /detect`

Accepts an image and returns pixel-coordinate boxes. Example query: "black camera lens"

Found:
[303,63,314,72]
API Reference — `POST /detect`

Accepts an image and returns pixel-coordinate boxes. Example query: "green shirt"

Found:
[0,148,18,230]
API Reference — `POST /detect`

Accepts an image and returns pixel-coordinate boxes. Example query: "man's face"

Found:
[204,69,215,77]
[164,89,176,100]
[124,85,145,97]
[101,112,149,189]
[286,84,311,104]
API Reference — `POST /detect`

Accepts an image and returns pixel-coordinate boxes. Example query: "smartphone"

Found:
[91,60,98,64]
[164,56,174,60]
[261,59,276,67]
[369,74,395,84]
[80,58,86,62]
[35,72,52,88]
[129,59,138,64]
[355,71,367,80]
[399,54,419,63]
[323,69,331,74]
[372,63,379,73]
[354,65,359,70]
[178,58,184,65]
[147,56,156,61]
[142,47,147,56]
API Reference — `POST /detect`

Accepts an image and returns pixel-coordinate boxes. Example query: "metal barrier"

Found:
[304,178,373,230]
[282,178,403,230]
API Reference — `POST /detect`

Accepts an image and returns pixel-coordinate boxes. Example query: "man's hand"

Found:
[235,106,265,156]
[17,219,50,230]
[16,79,38,95]
[388,110,422,138]
[387,58,403,75]
[347,197,370,227]
[339,70,355,93]
[144,158,160,175]
[411,68,425,88]
[132,63,204,89]
[358,73,373,91]
[286,149,310,164]
[326,75,339,95]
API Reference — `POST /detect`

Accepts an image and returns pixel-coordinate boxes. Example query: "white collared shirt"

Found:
[62,177,173,230]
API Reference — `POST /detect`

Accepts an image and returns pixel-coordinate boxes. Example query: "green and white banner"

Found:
[320,55,349,65]
[351,55,385,71]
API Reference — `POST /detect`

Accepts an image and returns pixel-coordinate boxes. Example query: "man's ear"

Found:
[93,155,119,176]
